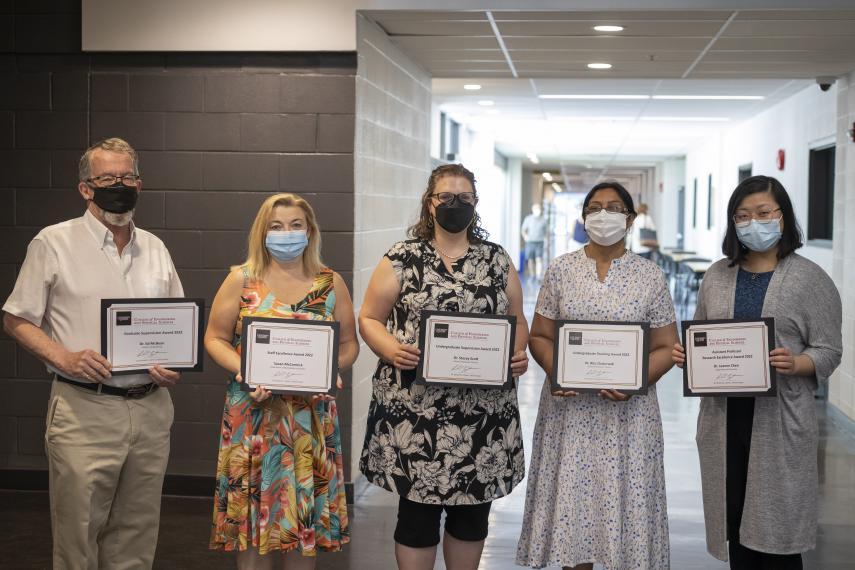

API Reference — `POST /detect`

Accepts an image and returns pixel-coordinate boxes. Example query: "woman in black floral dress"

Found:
[359,164,529,569]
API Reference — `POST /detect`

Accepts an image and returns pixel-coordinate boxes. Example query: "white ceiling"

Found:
[432,77,813,161]
[366,9,855,79]
[362,8,852,168]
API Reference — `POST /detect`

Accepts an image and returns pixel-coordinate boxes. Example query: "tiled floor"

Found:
[3,277,855,569]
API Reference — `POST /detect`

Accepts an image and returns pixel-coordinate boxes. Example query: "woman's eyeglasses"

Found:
[432,192,477,206]
[733,208,781,225]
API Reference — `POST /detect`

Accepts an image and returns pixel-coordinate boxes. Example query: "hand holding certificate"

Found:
[101,298,205,374]
[240,317,340,395]
[416,311,516,389]
[551,321,650,395]
[682,318,776,397]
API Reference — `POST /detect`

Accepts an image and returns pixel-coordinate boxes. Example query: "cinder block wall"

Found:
[0,1,358,486]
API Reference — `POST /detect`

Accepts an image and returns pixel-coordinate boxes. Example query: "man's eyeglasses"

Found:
[432,192,477,206]
[584,204,628,216]
[85,174,141,188]
[733,208,781,225]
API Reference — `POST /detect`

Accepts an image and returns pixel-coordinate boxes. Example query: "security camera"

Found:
[816,76,836,92]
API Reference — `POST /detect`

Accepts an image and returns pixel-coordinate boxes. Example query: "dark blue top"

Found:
[729,268,774,413]
[733,268,774,320]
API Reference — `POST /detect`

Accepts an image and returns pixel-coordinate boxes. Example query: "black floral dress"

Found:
[359,239,525,505]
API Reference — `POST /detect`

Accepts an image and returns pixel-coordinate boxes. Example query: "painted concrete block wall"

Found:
[351,15,431,483]
[0,1,358,478]
[830,71,855,421]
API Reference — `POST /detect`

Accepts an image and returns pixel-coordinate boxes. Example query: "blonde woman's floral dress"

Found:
[359,239,525,505]
[210,267,349,556]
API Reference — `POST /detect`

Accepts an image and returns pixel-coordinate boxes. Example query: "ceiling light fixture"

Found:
[593,25,624,32]
[551,183,562,193]
[587,62,613,70]
[478,100,495,106]
[641,116,731,122]
[539,94,649,100]
[652,95,764,100]
[464,84,482,90]
[542,172,553,181]
[527,153,540,164]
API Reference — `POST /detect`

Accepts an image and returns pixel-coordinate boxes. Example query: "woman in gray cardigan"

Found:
[673,175,842,569]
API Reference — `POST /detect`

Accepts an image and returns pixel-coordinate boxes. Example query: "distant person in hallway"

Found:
[672,175,842,570]
[2,138,184,568]
[628,202,658,259]
[521,202,548,279]
[517,181,679,570]
[205,193,358,569]
[358,163,529,570]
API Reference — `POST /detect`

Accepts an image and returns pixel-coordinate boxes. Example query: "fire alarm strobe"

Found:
[776,149,785,171]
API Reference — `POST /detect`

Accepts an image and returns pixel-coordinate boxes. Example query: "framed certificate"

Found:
[101,298,205,375]
[416,310,516,389]
[240,317,340,395]
[551,320,650,395]
[682,318,777,397]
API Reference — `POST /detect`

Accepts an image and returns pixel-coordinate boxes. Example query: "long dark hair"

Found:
[408,163,489,242]
[582,181,637,219]
[722,175,803,266]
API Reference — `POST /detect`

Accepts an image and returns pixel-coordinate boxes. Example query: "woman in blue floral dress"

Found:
[517,182,678,570]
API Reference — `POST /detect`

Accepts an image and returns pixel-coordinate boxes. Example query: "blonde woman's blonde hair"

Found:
[79,137,139,181]
[240,193,324,281]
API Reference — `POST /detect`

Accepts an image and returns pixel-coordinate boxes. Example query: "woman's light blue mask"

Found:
[735,219,782,252]
[266,230,308,262]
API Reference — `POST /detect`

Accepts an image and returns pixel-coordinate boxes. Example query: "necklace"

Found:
[432,240,468,260]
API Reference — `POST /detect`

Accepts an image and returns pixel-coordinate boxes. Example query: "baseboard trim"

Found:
[1,469,357,504]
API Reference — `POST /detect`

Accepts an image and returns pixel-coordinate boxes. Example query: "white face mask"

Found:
[584,210,628,246]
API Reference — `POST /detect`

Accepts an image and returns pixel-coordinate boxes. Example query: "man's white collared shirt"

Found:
[3,209,184,388]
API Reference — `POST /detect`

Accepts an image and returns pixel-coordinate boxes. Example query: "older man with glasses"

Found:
[3,138,183,568]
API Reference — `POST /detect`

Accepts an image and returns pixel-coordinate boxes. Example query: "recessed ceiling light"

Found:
[593,25,624,32]
[464,84,482,91]
[587,62,613,70]
[641,116,731,122]
[542,172,553,182]
[551,183,562,192]
[478,100,495,106]
[539,94,648,100]
[652,95,764,100]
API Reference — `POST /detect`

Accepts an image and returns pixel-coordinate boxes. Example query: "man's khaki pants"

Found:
[46,380,174,570]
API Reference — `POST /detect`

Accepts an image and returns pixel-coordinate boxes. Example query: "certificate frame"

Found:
[416,310,517,390]
[100,297,205,375]
[239,316,340,396]
[550,320,651,395]
[682,318,777,397]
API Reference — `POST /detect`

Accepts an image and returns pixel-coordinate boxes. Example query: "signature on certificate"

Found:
[451,363,480,376]
[714,371,744,382]
[273,370,302,380]
[136,348,167,359]
[585,368,612,378]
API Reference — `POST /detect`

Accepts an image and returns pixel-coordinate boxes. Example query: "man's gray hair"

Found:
[78,138,139,181]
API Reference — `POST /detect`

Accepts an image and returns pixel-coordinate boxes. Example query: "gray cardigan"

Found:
[694,253,842,560]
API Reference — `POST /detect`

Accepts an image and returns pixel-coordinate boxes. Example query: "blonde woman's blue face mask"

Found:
[266,230,308,261]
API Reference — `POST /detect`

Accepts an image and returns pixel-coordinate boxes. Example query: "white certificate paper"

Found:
[552,321,650,394]
[241,317,339,394]
[417,311,515,388]
[102,298,204,374]
[683,319,776,396]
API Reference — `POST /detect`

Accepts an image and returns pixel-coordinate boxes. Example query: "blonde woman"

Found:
[206,193,358,569]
